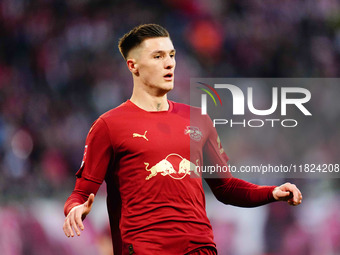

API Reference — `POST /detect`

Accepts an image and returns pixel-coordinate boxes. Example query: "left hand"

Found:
[272,182,302,206]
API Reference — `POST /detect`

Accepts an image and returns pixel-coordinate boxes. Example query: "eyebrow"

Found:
[151,49,176,55]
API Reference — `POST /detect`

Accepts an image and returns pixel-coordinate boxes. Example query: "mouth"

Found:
[164,73,173,81]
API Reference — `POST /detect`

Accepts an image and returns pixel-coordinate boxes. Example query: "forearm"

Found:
[206,177,277,207]
[64,177,101,216]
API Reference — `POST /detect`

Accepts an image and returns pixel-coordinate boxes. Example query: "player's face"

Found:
[134,37,176,94]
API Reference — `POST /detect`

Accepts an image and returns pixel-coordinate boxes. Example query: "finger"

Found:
[75,208,85,231]
[291,185,300,205]
[87,193,95,209]
[70,213,80,236]
[89,193,95,203]
[83,194,95,216]
[288,199,295,206]
[63,220,69,237]
[289,200,299,206]
[288,185,302,205]
[64,218,74,238]
[273,186,290,201]
[296,187,302,201]
[296,189,303,204]
[278,190,290,199]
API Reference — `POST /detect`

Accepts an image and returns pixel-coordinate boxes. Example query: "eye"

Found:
[170,53,175,58]
[154,55,161,59]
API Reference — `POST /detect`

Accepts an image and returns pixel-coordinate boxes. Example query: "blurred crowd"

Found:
[0,0,340,254]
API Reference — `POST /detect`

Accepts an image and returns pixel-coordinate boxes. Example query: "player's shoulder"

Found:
[87,101,133,131]
[99,100,133,119]
[171,101,201,115]
[172,101,213,133]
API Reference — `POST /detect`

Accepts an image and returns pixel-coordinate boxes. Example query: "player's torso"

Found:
[102,101,213,245]
[105,102,206,199]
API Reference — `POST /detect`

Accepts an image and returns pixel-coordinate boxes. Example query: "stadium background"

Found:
[0,0,339,254]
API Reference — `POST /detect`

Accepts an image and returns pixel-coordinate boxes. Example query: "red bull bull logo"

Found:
[144,153,200,180]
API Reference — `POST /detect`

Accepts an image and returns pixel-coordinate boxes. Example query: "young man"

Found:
[63,24,302,255]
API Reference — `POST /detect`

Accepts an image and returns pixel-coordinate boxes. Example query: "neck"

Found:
[130,88,169,112]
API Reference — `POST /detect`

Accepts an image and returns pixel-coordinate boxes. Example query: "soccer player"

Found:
[63,24,302,255]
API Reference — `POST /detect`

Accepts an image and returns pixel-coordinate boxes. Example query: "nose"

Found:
[164,55,175,69]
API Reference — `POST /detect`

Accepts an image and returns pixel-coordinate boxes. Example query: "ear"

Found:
[127,58,139,75]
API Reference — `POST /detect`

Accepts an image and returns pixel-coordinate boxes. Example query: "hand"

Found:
[272,182,302,206]
[63,193,95,237]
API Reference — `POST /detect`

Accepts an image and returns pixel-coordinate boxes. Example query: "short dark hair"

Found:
[118,24,170,60]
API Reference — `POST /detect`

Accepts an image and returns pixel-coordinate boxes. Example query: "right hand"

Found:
[63,193,95,237]
[272,182,302,206]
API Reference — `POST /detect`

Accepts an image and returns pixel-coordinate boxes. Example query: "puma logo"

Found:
[133,131,148,141]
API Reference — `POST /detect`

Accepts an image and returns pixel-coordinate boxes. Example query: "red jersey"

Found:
[64,100,276,255]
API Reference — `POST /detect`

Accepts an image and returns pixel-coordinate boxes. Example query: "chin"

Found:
[165,85,174,93]
[161,82,174,91]
[158,84,173,95]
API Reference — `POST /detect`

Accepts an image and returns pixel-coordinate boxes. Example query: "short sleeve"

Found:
[76,117,113,184]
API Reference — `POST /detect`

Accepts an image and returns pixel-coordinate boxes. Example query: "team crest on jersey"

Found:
[144,153,200,180]
[184,126,203,141]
